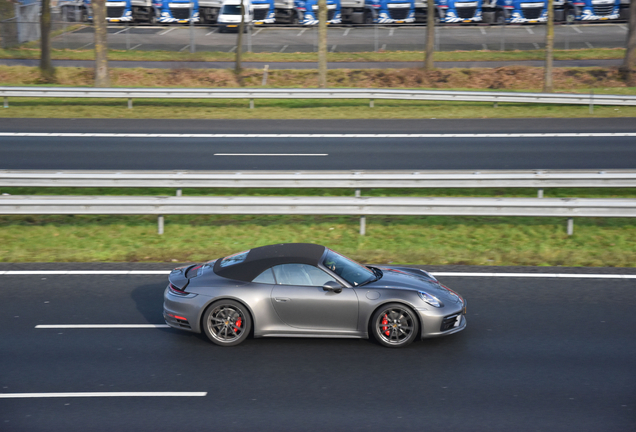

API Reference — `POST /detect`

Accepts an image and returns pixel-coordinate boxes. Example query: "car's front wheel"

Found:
[371,303,419,348]
[202,300,252,346]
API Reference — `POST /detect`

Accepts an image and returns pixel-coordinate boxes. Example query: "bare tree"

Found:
[543,0,554,92]
[623,0,636,86]
[318,0,328,87]
[93,0,110,87]
[424,0,435,70]
[235,0,246,84]
[39,0,56,82]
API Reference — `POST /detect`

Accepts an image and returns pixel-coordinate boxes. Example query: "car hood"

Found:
[366,267,463,305]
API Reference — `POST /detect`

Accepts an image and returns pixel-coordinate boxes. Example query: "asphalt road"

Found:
[0,118,635,171]
[1,266,635,431]
[51,23,628,53]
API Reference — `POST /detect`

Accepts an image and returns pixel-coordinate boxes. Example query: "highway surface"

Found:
[51,23,627,52]
[1,264,635,431]
[1,118,635,171]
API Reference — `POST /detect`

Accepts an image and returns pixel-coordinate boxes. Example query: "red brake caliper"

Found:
[381,314,390,336]
[234,318,242,333]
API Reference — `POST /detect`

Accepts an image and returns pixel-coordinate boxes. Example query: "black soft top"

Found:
[213,243,327,282]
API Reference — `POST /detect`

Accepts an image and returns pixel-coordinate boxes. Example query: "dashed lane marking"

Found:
[35,324,170,328]
[0,392,207,398]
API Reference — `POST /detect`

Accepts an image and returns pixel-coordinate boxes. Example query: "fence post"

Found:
[262,65,269,86]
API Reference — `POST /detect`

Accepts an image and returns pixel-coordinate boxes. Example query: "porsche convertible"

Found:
[163,243,466,348]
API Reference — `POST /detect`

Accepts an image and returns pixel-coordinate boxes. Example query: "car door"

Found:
[269,263,359,331]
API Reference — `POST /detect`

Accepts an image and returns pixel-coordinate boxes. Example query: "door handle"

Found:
[274,297,290,302]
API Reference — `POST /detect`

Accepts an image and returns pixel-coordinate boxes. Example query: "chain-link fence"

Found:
[1,18,629,52]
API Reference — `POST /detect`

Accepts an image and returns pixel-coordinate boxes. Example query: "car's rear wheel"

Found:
[371,303,419,348]
[202,300,251,346]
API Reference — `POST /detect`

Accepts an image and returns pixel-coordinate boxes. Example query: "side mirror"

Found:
[322,281,343,294]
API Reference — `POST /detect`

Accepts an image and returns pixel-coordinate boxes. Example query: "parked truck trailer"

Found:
[481,0,547,23]
[553,0,620,21]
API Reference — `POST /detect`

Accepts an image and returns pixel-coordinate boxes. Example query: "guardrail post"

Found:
[493,101,498,108]
[567,218,574,236]
[128,98,133,109]
[360,216,366,236]
[370,99,374,108]
[538,188,543,198]
[158,215,164,235]
[589,89,594,114]
[3,97,7,108]
[250,99,254,109]
[176,189,182,196]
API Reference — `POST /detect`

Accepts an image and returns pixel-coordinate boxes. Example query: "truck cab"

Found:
[106,0,134,22]
[253,0,276,23]
[275,0,341,24]
[553,0,620,21]
[482,0,547,23]
[341,0,414,24]
[156,0,200,23]
[436,0,482,23]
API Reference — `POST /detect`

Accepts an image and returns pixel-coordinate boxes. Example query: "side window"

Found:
[252,268,275,284]
[272,264,337,287]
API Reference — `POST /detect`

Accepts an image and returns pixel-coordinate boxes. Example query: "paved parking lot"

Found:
[51,23,628,53]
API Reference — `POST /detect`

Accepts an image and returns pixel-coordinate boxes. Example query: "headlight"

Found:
[418,291,443,308]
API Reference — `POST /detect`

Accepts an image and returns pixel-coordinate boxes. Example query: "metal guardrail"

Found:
[2,87,636,108]
[1,196,635,217]
[2,170,636,188]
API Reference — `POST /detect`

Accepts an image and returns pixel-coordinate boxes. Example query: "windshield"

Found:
[322,249,375,286]
[221,4,242,14]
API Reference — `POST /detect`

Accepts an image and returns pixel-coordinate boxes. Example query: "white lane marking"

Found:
[585,41,594,49]
[482,43,487,50]
[205,29,217,35]
[130,44,141,50]
[389,28,395,36]
[230,46,237,53]
[78,42,93,49]
[280,44,288,52]
[179,45,190,52]
[1,133,636,138]
[480,28,486,35]
[113,28,129,35]
[619,24,628,31]
[253,28,263,36]
[297,28,307,37]
[0,270,169,275]
[381,44,386,50]
[330,44,337,52]
[343,28,351,36]
[214,153,328,156]
[0,392,207,398]
[526,28,534,34]
[36,324,170,328]
[572,26,582,34]
[533,43,540,49]
[431,272,636,279]
[159,27,176,35]
[1,270,635,279]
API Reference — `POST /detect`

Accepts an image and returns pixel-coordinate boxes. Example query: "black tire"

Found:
[371,303,419,348]
[202,300,252,347]
[565,7,577,23]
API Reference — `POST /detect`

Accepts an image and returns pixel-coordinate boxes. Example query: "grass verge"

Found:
[0,47,626,63]
[1,188,634,265]
[1,214,634,266]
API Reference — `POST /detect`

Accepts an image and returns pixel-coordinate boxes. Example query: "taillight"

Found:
[169,283,187,295]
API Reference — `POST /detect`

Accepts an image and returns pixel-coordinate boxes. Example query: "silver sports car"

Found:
[163,243,466,348]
